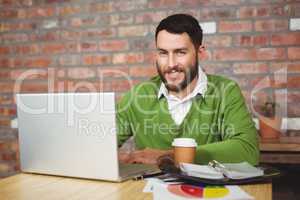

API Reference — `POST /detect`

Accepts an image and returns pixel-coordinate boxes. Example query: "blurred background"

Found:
[0,0,299,198]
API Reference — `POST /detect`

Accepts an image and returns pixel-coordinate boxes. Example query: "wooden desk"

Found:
[0,173,272,200]
[260,142,300,164]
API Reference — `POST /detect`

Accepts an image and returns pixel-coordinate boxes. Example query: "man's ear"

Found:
[198,45,207,60]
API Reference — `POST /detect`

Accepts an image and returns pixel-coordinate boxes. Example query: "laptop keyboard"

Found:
[119,163,159,178]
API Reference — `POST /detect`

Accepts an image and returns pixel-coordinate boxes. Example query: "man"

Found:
[117,14,259,166]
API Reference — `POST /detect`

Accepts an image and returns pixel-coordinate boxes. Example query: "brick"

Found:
[0,23,13,32]
[272,4,293,17]
[0,46,10,54]
[65,81,103,93]
[144,51,156,63]
[130,39,155,51]
[110,14,134,26]
[14,44,39,55]
[42,43,65,54]
[46,0,70,4]
[16,82,49,93]
[148,0,179,8]
[219,21,252,33]
[253,35,269,46]
[255,19,288,32]
[0,9,18,19]
[0,94,14,105]
[113,53,144,64]
[97,67,129,78]
[239,5,274,18]
[288,104,300,117]
[271,62,300,73]
[61,30,81,40]
[69,16,97,27]
[204,35,232,47]
[11,59,23,68]
[59,5,81,16]
[271,32,300,46]
[24,57,52,68]
[88,2,112,12]
[256,48,286,61]
[213,48,255,61]
[99,40,128,52]
[288,91,300,104]
[234,35,270,46]
[110,79,131,92]
[59,55,81,66]
[0,108,16,116]
[129,66,157,77]
[288,47,300,60]
[199,8,236,20]
[82,28,116,39]
[0,58,11,68]
[118,25,148,37]
[0,82,13,93]
[135,11,167,23]
[3,59,18,68]
[233,62,269,74]
[0,33,29,44]
[27,7,56,18]
[65,42,80,53]
[0,71,10,79]
[79,41,98,52]
[68,68,95,79]
[238,6,256,18]
[10,69,48,80]
[288,76,300,88]
[112,0,147,11]
[1,152,17,161]
[29,31,60,42]
[82,55,111,65]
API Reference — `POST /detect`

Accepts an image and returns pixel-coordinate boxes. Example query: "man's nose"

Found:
[168,54,176,68]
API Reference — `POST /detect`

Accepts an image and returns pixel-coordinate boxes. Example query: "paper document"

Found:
[143,178,254,200]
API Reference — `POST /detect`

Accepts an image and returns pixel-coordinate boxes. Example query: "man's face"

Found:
[156,30,198,92]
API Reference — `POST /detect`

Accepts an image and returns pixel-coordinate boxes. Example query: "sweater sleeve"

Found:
[116,92,133,147]
[195,82,260,165]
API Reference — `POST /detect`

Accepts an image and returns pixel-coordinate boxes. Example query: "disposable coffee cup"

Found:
[172,138,197,166]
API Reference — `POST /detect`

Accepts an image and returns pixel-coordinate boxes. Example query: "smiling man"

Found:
[117,14,259,166]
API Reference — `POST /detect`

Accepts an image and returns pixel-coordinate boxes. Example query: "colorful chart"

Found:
[167,184,230,199]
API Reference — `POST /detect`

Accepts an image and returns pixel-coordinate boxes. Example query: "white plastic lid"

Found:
[172,138,197,147]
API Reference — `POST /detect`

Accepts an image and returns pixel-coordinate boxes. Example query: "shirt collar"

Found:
[157,65,207,99]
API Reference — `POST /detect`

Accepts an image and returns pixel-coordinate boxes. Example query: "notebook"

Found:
[180,161,264,180]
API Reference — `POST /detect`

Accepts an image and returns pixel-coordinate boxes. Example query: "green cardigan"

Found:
[117,74,259,165]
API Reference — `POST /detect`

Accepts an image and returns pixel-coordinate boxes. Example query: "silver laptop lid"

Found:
[16,92,120,181]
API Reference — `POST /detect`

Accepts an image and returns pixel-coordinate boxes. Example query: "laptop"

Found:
[16,92,159,182]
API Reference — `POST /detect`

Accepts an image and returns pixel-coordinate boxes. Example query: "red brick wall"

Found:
[0,0,299,177]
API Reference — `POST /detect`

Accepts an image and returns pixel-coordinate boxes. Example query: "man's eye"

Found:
[158,51,167,56]
[177,51,186,56]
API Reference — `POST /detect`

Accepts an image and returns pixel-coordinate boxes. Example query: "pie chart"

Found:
[167,184,230,198]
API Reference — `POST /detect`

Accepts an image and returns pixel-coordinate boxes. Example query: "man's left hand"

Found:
[119,148,173,165]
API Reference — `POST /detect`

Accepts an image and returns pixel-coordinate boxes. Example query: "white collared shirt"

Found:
[157,66,207,125]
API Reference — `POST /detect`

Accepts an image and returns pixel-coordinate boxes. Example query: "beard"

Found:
[156,59,198,93]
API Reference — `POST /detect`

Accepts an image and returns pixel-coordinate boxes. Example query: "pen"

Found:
[133,172,165,181]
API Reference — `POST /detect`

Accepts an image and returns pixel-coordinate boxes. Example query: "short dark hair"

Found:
[155,14,203,48]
